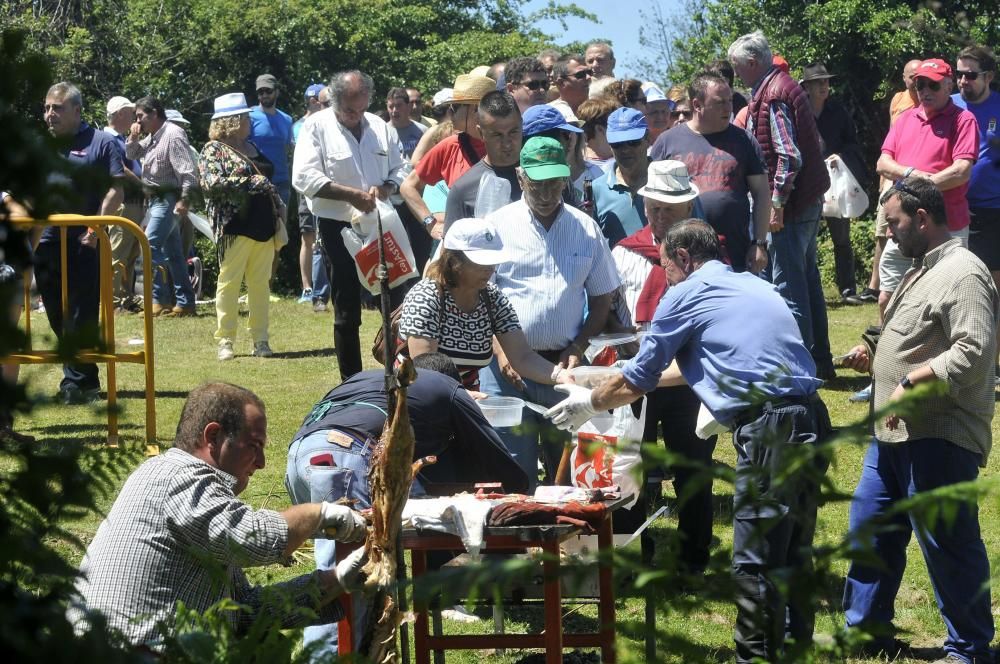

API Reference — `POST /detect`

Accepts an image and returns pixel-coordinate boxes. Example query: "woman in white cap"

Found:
[398,217,570,391]
[199,93,284,361]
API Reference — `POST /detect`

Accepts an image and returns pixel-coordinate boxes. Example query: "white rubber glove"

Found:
[545,384,598,432]
[333,546,368,593]
[318,502,368,542]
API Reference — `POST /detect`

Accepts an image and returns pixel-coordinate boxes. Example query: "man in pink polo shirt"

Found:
[875,58,979,314]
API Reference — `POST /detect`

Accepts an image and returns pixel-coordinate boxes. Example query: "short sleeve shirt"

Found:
[249,106,294,185]
[882,102,979,230]
[650,123,765,240]
[399,280,520,376]
[392,121,426,160]
[414,134,485,187]
[952,91,1000,209]
[445,160,521,225]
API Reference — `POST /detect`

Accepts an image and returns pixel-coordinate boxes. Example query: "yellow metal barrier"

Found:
[6,215,158,455]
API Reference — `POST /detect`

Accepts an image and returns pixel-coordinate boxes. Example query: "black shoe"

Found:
[60,385,100,405]
[855,637,912,661]
[841,289,865,305]
[815,363,837,381]
[858,287,879,303]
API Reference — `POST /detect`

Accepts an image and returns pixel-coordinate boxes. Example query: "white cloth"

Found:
[611,239,657,321]
[487,199,620,350]
[402,495,496,556]
[291,109,404,220]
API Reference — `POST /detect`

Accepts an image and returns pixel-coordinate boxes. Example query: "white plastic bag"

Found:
[823,154,869,219]
[570,398,646,509]
[341,199,418,294]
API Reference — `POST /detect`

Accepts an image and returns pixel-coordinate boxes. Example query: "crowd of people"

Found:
[4,28,999,664]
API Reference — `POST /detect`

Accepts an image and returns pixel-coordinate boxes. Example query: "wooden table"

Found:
[338,497,625,664]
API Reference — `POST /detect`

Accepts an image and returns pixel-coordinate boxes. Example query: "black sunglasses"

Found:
[892,179,920,199]
[566,69,593,80]
[256,88,275,95]
[915,79,942,92]
[613,138,645,148]
[956,70,982,81]
[518,79,549,91]
[671,110,689,118]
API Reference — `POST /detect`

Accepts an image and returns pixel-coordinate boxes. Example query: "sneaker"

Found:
[440,605,481,623]
[858,287,879,303]
[252,341,273,358]
[313,300,328,313]
[218,340,235,361]
[297,289,313,304]
[60,384,100,405]
[841,289,865,305]
[849,383,872,402]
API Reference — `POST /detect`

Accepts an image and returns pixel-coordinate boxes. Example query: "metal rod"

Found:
[375,205,396,415]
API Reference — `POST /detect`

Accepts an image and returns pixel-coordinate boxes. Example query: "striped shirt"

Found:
[873,238,999,461]
[125,120,199,199]
[70,448,342,646]
[611,238,657,321]
[487,199,620,350]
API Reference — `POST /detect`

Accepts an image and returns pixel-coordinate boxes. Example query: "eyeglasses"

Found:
[613,138,645,148]
[566,69,593,80]
[518,80,549,91]
[915,79,942,92]
[892,179,920,199]
[256,88,275,95]
[956,70,982,81]
[671,110,690,119]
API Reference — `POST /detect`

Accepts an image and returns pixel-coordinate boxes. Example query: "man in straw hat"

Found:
[546,218,831,663]
[479,136,620,490]
[292,70,406,381]
[400,70,496,240]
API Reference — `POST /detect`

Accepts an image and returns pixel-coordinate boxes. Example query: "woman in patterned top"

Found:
[399,217,571,391]
[199,93,284,361]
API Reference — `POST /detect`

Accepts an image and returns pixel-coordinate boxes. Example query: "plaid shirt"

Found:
[873,238,999,462]
[70,448,342,645]
[125,120,199,199]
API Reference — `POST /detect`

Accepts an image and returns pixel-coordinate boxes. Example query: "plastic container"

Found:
[569,366,621,389]
[476,396,524,427]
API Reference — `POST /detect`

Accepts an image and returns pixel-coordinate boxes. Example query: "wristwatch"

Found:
[752,239,768,247]
[422,214,436,227]
[899,376,914,389]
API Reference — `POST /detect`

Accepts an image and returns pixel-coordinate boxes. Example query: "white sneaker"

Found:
[253,341,273,358]
[440,605,481,623]
[218,340,235,361]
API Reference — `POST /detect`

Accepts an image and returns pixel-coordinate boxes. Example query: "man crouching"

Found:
[69,382,368,647]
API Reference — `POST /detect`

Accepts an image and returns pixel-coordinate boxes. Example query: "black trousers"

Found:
[317,218,407,382]
[825,216,857,293]
[34,239,101,391]
[643,384,717,572]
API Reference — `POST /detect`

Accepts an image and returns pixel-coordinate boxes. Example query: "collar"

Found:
[74,120,92,137]
[688,259,731,282]
[166,448,239,489]
[920,237,961,270]
[751,66,778,97]
[915,98,958,122]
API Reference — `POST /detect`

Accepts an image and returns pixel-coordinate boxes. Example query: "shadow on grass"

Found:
[268,347,335,360]
[113,389,191,400]
[819,375,870,393]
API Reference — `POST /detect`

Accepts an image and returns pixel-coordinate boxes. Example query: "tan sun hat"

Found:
[452,74,498,105]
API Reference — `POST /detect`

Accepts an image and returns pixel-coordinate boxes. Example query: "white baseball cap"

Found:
[106,96,134,116]
[443,218,512,265]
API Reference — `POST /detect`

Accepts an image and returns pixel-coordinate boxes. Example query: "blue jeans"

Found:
[764,202,832,367]
[843,438,994,663]
[312,244,330,304]
[285,429,424,658]
[144,193,195,308]
[478,357,569,493]
[275,181,291,208]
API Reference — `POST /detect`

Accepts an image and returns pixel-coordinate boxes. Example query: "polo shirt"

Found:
[486,199,620,351]
[952,91,1000,209]
[414,134,485,188]
[592,163,647,247]
[249,106,294,185]
[889,90,917,124]
[882,101,979,230]
[45,121,124,243]
[621,260,821,426]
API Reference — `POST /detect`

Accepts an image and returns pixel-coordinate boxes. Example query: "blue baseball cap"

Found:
[304,83,325,99]
[606,107,649,143]
[522,104,583,138]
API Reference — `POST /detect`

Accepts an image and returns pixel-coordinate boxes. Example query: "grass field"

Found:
[14,293,1000,663]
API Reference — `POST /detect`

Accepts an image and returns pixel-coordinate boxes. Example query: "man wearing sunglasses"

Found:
[952,46,1000,295]
[250,74,294,208]
[505,56,549,113]
[876,59,978,318]
[550,54,591,114]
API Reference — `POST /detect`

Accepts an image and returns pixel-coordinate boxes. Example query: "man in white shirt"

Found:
[292,70,405,380]
[480,136,620,489]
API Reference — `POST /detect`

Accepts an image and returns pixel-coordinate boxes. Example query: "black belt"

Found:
[733,393,817,429]
[536,349,564,363]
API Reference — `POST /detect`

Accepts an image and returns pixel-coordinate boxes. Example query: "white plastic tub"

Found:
[569,366,621,389]
[477,396,524,427]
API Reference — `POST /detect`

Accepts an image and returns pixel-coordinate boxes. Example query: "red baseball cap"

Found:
[915,59,953,82]
[772,54,790,73]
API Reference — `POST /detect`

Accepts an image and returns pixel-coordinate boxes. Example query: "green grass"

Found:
[15,293,1000,662]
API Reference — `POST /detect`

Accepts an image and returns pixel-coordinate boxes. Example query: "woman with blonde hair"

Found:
[199,93,284,361]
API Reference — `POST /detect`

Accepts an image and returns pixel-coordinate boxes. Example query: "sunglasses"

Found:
[915,79,942,92]
[613,138,645,148]
[671,110,690,119]
[256,88,275,95]
[892,179,920,198]
[956,70,983,81]
[518,79,549,91]
[566,69,593,80]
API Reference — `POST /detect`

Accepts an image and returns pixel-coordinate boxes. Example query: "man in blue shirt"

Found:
[953,45,1000,292]
[546,219,830,663]
[593,107,649,246]
[250,73,295,206]
[42,82,124,403]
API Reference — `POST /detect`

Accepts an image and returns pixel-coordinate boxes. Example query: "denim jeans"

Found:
[311,243,330,304]
[144,192,195,308]
[478,356,569,493]
[765,202,832,367]
[824,216,856,294]
[731,395,831,663]
[843,438,994,663]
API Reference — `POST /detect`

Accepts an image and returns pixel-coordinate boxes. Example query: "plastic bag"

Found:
[570,398,646,509]
[341,199,418,294]
[823,154,870,219]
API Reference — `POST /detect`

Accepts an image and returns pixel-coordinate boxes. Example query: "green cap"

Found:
[519,136,570,181]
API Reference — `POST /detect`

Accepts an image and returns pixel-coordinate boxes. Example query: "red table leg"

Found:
[598,513,617,663]
[541,540,564,664]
